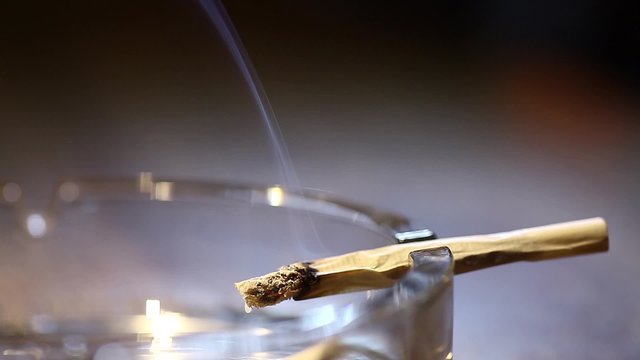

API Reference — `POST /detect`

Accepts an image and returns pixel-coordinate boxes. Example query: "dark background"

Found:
[1,1,639,358]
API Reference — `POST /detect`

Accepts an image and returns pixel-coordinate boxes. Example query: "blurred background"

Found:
[0,1,638,358]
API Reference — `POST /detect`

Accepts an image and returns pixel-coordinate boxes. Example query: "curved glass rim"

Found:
[2,173,411,241]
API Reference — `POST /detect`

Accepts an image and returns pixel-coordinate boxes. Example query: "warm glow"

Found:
[146,299,161,319]
[151,313,179,347]
[145,300,184,354]
[154,182,174,201]
[252,327,272,336]
[150,312,182,352]
[266,186,284,206]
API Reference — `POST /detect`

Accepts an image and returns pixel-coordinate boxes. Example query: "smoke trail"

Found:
[198,0,300,189]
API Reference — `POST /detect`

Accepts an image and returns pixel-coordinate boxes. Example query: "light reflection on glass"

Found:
[138,172,154,195]
[300,303,337,330]
[154,182,174,201]
[146,299,161,319]
[2,347,45,358]
[266,186,284,206]
[144,300,184,354]
[150,313,181,351]
[252,351,272,359]
[252,327,272,336]
[63,334,89,358]
[151,352,180,360]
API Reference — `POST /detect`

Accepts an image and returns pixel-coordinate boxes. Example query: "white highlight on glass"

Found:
[252,327,272,336]
[2,183,21,202]
[146,299,161,319]
[2,348,45,358]
[138,172,154,194]
[145,299,183,354]
[26,213,47,238]
[266,186,284,206]
[151,314,179,349]
[154,182,174,201]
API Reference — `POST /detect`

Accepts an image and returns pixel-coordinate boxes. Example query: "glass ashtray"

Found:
[0,175,452,359]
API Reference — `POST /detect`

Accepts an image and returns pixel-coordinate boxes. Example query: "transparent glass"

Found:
[0,176,453,359]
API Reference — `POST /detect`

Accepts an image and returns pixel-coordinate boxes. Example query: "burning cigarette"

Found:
[236,218,608,309]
